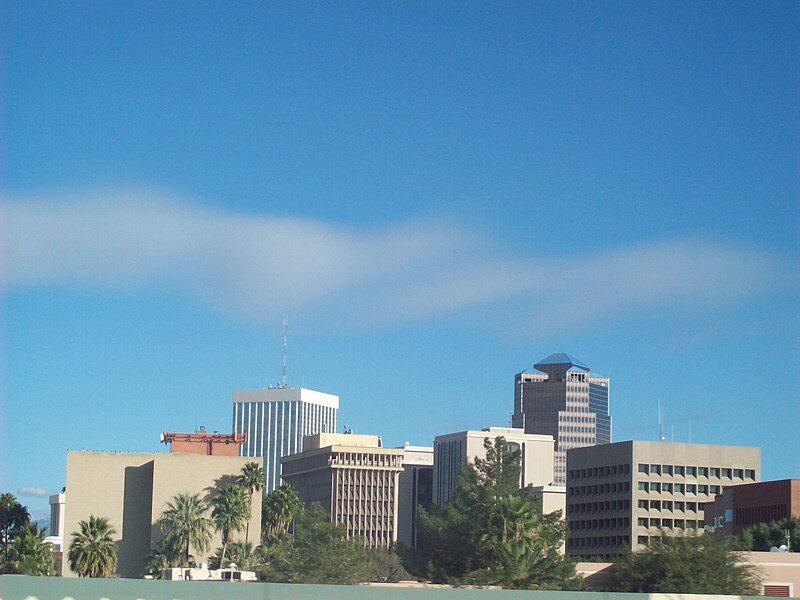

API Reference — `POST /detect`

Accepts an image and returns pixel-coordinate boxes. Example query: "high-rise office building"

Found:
[232,387,338,492]
[282,433,404,548]
[514,353,610,485]
[565,440,761,558]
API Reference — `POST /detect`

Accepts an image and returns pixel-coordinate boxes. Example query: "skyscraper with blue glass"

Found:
[513,353,610,485]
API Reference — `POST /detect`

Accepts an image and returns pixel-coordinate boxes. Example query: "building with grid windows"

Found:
[281,433,404,548]
[565,440,760,558]
[433,427,554,508]
[514,353,610,485]
[232,387,338,493]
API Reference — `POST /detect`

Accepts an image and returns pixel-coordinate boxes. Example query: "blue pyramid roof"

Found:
[534,353,590,373]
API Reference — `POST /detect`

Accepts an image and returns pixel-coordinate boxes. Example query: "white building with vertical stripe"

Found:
[232,387,339,493]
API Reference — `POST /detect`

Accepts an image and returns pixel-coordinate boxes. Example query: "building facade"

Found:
[565,440,760,558]
[433,427,555,508]
[514,353,610,485]
[161,427,245,455]
[396,444,433,548]
[232,387,338,492]
[281,433,404,548]
[61,451,261,578]
[704,479,800,540]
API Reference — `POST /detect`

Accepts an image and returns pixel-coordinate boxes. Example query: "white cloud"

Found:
[18,486,51,498]
[0,188,788,332]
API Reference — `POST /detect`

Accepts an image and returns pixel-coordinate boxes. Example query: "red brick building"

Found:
[705,479,800,537]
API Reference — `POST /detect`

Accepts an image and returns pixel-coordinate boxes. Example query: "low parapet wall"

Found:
[0,577,782,600]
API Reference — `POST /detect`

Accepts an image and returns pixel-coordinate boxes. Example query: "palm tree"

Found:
[211,483,249,568]
[158,492,213,567]
[238,462,265,540]
[67,515,117,577]
[262,484,302,541]
[0,523,56,576]
[211,540,258,570]
[0,493,30,558]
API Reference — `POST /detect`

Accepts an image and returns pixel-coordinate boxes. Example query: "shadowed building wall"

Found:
[62,452,261,578]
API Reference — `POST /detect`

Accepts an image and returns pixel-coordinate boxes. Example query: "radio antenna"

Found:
[280,316,288,388]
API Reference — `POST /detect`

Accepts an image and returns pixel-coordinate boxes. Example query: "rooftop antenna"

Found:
[689,421,693,444]
[280,316,288,388]
[658,399,666,442]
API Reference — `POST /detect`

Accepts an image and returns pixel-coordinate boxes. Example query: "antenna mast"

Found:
[281,316,288,388]
[658,399,666,442]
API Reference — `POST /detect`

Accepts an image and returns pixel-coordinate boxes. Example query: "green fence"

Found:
[0,577,764,600]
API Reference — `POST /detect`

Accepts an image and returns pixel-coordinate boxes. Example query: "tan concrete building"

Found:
[433,427,555,507]
[281,433,404,548]
[395,444,433,548]
[565,440,760,558]
[61,451,261,578]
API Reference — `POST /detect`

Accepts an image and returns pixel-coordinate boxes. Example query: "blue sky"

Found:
[1,2,798,519]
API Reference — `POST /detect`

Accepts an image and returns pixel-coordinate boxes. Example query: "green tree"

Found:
[142,537,183,578]
[0,523,56,576]
[611,530,760,594]
[367,547,413,583]
[736,517,800,552]
[0,493,30,559]
[158,492,213,567]
[67,515,117,577]
[409,436,578,589]
[262,484,302,542]
[238,462,265,541]
[211,483,249,569]
[211,541,259,570]
[262,502,371,584]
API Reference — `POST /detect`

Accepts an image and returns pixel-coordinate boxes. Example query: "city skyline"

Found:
[2,2,798,521]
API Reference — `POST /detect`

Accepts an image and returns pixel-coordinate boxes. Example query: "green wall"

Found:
[0,576,764,600]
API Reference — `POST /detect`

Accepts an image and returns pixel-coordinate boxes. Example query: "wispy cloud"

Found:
[18,486,51,498]
[1,188,789,332]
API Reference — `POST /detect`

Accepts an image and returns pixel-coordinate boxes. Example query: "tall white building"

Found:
[232,387,339,492]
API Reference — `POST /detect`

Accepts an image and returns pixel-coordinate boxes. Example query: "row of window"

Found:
[637,517,702,529]
[638,464,756,479]
[637,481,722,495]
[569,518,631,530]
[569,481,631,496]
[568,464,631,479]
[637,499,700,512]
[568,499,632,514]
[568,535,629,549]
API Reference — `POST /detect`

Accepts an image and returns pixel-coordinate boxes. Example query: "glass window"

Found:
[650,482,661,492]
[638,500,648,509]
[698,467,709,477]
[675,501,685,511]
[722,468,732,478]
[650,500,661,510]
[675,465,685,476]
[686,484,697,494]
[638,518,649,527]
[710,467,720,477]
[675,519,685,528]
[663,501,673,510]
[663,518,673,529]
[638,464,649,474]
[687,502,697,511]
[734,469,743,478]
[710,485,720,495]
[663,483,673,493]
[651,464,661,475]
[745,469,756,480]
[651,518,661,527]
[663,465,673,475]
[638,482,648,491]
[675,483,685,493]
[686,466,697,477]
[698,484,708,495]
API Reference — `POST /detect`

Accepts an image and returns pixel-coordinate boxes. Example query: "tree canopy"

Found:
[736,516,799,552]
[0,523,56,576]
[610,530,760,594]
[68,515,118,577]
[406,436,580,589]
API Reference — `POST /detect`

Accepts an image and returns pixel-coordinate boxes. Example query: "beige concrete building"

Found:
[395,444,433,548]
[281,433,404,548]
[433,427,555,507]
[61,451,261,578]
[566,440,760,558]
